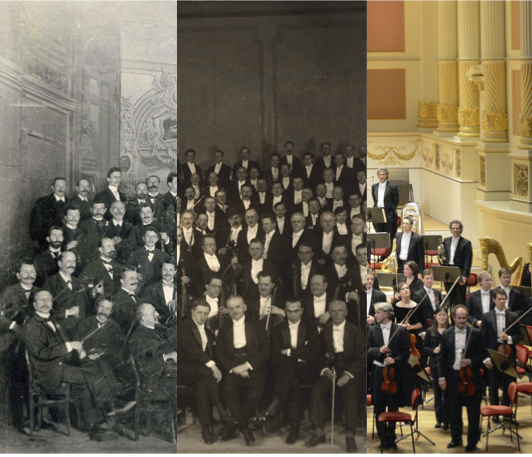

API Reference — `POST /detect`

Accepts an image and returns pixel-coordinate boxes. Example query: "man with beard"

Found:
[44,251,101,333]
[68,178,93,222]
[125,182,152,226]
[24,290,114,434]
[29,177,68,252]
[79,200,109,265]
[33,226,64,287]
[144,259,178,324]
[112,267,142,335]
[103,201,134,264]
[81,238,122,296]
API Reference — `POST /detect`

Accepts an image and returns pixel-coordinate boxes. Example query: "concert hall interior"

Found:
[367,1,532,454]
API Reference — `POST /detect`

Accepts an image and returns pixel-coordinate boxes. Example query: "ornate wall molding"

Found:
[455,149,462,178]
[434,144,440,171]
[367,139,420,166]
[479,155,486,187]
[417,101,438,128]
[514,163,529,197]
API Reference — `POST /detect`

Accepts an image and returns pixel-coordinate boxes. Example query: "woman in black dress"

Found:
[422,306,450,429]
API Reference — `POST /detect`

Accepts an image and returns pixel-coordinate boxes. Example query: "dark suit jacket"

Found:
[144,280,177,322]
[94,188,127,220]
[302,164,321,191]
[232,160,261,177]
[236,226,265,264]
[0,283,40,325]
[506,288,527,316]
[112,289,142,335]
[206,163,232,189]
[280,155,303,177]
[271,319,319,367]
[466,289,494,327]
[80,258,122,296]
[302,292,333,326]
[318,320,362,378]
[126,246,167,291]
[367,288,387,317]
[438,326,488,383]
[67,195,92,221]
[33,250,60,288]
[215,318,270,373]
[43,274,90,321]
[29,193,67,246]
[240,260,278,301]
[73,316,124,358]
[412,288,443,329]
[182,162,203,188]
[176,318,215,365]
[367,322,410,367]
[480,309,523,360]
[395,232,425,274]
[371,181,399,225]
[291,259,323,299]
[442,236,473,278]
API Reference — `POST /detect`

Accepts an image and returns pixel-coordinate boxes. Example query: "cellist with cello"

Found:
[480,287,523,410]
[438,305,488,452]
[367,302,410,450]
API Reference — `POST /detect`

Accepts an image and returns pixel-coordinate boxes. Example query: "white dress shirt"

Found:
[313,293,327,318]
[204,252,221,272]
[481,290,491,314]
[332,320,346,353]
[334,263,347,279]
[263,231,274,259]
[449,236,460,265]
[377,182,387,207]
[322,231,334,255]
[325,182,334,198]
[399,231,412,261]
[251,258,264,284]
[246,224,258,244]
[259,295,271,317]
[187,162,197,174]
[233,316,247,348]
[205,294,219,317]
[301,262,311,290]
[292,229,304,248]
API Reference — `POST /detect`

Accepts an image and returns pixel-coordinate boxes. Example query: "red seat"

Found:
[367,395,372,407]
[480,382,520,452]
[516,382,532,395]
[378,411,411,422]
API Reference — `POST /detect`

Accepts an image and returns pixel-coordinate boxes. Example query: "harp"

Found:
[479,236,524,286]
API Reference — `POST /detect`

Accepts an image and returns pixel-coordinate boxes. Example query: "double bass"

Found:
[262,282,285,337]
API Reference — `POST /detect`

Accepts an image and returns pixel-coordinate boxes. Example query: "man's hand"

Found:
[460,358,471,368]
[70,341,84,351]
[318,312,330,326]
[270,305,285,316]
[218,247,229,256]
[181,276,191,285]
[384,357,395,366]
[232,364,249,375]
[165,352,177,363]
[461,276,468,285]
[281,349,290,355]
[113,236,122,245]
[67,306,80,318]
[337,373,351,387]
[433,346,441,355]
[379,345,391,354]
[439,379,447,391]
[476,321,481,328]
[210,365,222,382]
[367,316,375,325]
[66,241,78,250]
[323,368,334,381]
[346,291,359,302]
[500,332,509,342]
[161,232,169,243]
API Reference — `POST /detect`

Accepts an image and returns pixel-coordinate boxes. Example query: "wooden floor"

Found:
[367,381,532,454]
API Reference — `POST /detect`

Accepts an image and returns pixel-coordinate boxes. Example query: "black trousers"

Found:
[444,281,467,307]
[430,366,449,426]
[447,370,482,447]
[371,367,399,444]
[176,362,222,426]
[223,371,266,425]
[487,366,514,407]
[310,374,357,433]
[273,360,313,423]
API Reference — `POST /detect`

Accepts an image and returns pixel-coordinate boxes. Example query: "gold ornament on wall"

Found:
[520,115,532,138]
[422,147,433,168]
[418,101,438,128]
[436,103,458,123]
[479,155,486,187]
[455,150,461,178]
[441,150,455,175]
[482,111,508,132]
[434,144,440,170]
[514,164,529,197]
[458,107,480,128]
[367,139,420,166]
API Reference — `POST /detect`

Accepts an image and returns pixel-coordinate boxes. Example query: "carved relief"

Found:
[520,115,532,138]
[479,155,486,187]
[367,139,420,166]
[24,56,68,93]
[418,101,438,128]
[514,164,529,197]
[434,144,440,171]
[437,103,458,124]
[458,107,480,128]
[441,149,454,175]
[455,150,461,178]
[422,147,433,168]
[482,111,508,132]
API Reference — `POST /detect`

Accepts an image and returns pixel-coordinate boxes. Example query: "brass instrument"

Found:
[479,236,523,286]
[437,243,446,265]
[382,201,424,274]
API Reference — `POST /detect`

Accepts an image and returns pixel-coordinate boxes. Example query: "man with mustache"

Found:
[81,238,122,297]
[112,267,142,335]
[127,228,167,292]
[127,204,173,255]
[33,226,64,287]
[79,200,109,265]
[143,258,177,324]
[103,201,134,264]
[125,182,153,226]
[44,251,100,334]
[94,167,127,220]
[146,175,165,219]
[68,178,93,222]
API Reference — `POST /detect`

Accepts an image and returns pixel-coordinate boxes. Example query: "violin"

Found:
[262,282,285,337]
[458,325,476,396]
[206,285,226,334]
[381,351,398,395]
[409,334,421,358]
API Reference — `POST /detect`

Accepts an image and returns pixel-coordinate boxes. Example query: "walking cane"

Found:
[331,368,336,445]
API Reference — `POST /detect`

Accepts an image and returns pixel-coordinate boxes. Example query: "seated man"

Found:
[306,300,363,453]
[129,303,177,414]
[24,290,113,433]
[215,295,270,446]
[175,299,236,444]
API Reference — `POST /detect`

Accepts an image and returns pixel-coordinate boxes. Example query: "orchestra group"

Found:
[367,169,531,452]
[0,142,366,452]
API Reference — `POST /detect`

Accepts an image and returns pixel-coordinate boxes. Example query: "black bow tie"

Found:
[146,249,155,254]
[102,259,113,265]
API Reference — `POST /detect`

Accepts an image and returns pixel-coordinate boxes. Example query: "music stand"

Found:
[423,235,442,269]
[367,232,391,272]
[409,354,432,384]
[514,286,532,304]
[520,324,532,346]
[432,266,462,308]
[487,348,521,379]
[367,207,387,234]
[377,272,406,291]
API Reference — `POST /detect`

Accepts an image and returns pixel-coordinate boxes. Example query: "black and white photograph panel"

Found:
[175,1,366,453]
[0,1,177,452]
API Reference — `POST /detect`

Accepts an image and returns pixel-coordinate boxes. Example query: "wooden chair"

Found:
[129,355,177,443]
[25,349,82,436]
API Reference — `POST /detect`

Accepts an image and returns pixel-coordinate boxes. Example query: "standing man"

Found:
[94,167,127,220]
[207,149,232,189]
[438,305,488,452]
[441,220,473,306]
[395,216,424,276]
[371,167,399,254]
[280,141,303,177]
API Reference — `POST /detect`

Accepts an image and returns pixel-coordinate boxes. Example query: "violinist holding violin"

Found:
[480,287,523,410]
[367,302,410,449]
[438,305,488,452]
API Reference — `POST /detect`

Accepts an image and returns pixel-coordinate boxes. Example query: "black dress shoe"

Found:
[435,423,442,428]
[346,436,357,453]
[387,441,398,450]
[465,443,477,452]
[286,428,300,445]
[305,433,326,447]
[442,423,449,431]
[202,426,214,445]
[447,440,463,448]
[241,427,255,446]
[219,424,238,442]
